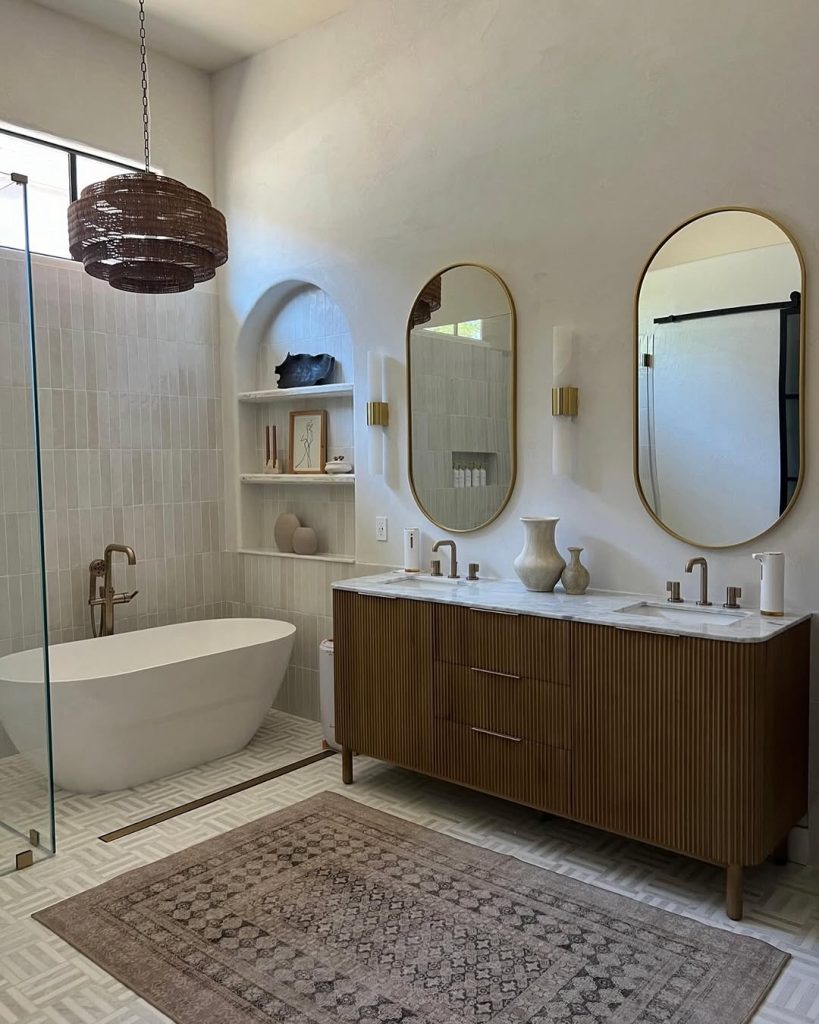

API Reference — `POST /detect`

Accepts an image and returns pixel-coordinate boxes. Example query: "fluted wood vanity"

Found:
[333,576,810,920]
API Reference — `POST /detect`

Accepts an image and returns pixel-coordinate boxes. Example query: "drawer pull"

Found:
[470,726,522,743]
[470,666,521,680]
[468,607,520,617]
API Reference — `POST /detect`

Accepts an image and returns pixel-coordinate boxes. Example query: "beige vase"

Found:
[561,546,590,595]
[513,516,566,592]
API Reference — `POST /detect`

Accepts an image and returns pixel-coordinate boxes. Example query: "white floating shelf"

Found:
[240,473,356,486]
[235,548,356,565]
[238,383,354,403]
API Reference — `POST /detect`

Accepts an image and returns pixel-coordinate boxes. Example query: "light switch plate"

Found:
[375,516,388,542]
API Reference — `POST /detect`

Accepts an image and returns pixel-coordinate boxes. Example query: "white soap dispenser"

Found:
[752,551,785,616]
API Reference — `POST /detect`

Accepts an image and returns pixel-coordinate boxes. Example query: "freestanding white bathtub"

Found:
[0,618,296,793]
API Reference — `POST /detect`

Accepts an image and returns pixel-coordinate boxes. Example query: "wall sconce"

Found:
[367,352,389,476]
[552,326,578,476]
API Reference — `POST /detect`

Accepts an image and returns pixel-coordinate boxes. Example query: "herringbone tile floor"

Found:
[2,710,819,1022]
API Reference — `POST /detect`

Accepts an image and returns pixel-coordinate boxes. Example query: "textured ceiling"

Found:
[31,0,365,71]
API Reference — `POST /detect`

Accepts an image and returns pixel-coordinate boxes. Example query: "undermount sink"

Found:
[385,574,470,593]
[615,601,747,627]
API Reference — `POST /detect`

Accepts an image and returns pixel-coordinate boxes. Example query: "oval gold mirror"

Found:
[635,208,805,548]
[407,263,516,532]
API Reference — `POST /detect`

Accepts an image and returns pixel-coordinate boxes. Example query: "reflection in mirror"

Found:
[408,264,516,532]
[636,209,804,547]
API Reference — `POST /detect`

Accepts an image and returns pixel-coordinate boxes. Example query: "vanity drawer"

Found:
[433,720,570,814]
[434,604,570,682]
[433,661,570,748]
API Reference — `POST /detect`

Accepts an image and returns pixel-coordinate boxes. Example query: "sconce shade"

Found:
[410,275,442,326]
[68,171,228,294]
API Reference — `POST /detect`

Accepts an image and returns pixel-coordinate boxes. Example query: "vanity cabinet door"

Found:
[333,590,433,773]
[572,623,767,864]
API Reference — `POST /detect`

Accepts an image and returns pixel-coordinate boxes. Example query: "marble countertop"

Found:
[333,572,811,643]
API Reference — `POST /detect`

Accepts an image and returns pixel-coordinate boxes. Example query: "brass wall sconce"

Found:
[366,401,390,426]
[367,353,389,475]
[552,327,578,476]
[551,385,579,417]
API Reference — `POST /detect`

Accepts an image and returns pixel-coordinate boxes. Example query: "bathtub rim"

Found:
[0,618,297,685]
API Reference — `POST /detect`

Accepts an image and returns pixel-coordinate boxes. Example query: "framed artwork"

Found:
[288,409,327,474]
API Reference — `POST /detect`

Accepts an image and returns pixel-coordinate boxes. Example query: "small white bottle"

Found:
[457,466,464,487]
[479,467,487,487]
[453,466,459,488]
[464,466,472,487]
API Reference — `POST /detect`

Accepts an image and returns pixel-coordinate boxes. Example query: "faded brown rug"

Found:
[35,793,786,1023]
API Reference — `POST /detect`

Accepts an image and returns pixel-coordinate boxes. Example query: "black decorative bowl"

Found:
[275,352,336,389]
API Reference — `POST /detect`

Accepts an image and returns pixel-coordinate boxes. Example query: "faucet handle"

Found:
[666,580,683,603]
[430,559,442,577]
[724,586,742,610]
[467,563,480,581]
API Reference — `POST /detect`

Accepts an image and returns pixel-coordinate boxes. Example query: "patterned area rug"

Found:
[34,792,786,1023]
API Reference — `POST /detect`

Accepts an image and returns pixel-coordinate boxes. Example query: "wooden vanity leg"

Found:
[341,745,353,785]
[726,864,743,921]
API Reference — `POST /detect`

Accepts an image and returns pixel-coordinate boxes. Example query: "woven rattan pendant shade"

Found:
[66,0,227,294]
[409,275,442,326]
[68,172,228,294]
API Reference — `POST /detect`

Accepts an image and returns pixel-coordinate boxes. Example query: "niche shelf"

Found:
[236,548,357,565]
[238,383,354,404]
[240,473,356,486]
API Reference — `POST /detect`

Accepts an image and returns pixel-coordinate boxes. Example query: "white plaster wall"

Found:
[213,0,819,847]
[0,0,213,194]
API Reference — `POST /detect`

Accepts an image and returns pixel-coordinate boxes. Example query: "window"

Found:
[0,126,138,258]
[427,319,484,340]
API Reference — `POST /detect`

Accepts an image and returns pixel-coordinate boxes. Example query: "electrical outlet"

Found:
[375,516,388,542]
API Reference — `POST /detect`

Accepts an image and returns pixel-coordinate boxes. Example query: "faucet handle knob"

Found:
[467,563,480,581]
[666,580,683,603]
[430,559,442,577]
[724,586,742,610]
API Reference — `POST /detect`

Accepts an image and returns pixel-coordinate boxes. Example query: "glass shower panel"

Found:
[0,171,55,874]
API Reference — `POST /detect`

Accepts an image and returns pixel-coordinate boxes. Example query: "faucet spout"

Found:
[432,539,459,579]
[685,556,711,606]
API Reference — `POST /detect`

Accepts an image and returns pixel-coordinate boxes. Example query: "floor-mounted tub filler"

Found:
[0,619,296,792]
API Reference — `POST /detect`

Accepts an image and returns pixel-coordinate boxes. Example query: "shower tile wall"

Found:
[0,249,224,653]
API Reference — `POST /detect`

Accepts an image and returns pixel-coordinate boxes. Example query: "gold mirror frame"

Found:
[406,262,517,533]
[633,206,807,549]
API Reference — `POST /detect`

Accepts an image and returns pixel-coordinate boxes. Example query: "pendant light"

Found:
[67,0,227,293]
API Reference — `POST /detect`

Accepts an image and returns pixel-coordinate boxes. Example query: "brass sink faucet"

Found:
[432,539,458,579]
[685,556,711,606]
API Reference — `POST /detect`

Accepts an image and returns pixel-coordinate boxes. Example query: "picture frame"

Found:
[288,409,328,474]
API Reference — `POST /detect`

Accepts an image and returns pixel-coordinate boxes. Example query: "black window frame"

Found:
[1,125,140,257]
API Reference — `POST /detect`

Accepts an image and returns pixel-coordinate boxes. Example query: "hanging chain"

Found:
[139,0,151,172]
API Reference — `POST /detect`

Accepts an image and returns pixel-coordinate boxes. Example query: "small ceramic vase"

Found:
[512,516,566,592]
[292,526,318,556]
[561,546,590,596]
[273,512,301,553]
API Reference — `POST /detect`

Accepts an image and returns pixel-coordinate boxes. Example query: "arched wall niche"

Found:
[233,278,357,561]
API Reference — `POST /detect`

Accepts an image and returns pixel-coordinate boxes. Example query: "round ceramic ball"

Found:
[273,512,301,553]
[292,526,318,556]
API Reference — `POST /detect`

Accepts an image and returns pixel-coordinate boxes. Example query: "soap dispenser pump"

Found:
[752,551,785,617]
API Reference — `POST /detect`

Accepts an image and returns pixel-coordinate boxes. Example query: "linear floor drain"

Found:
[99,749,336,842]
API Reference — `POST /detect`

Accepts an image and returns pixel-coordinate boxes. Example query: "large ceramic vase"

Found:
[513,517,566,592]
